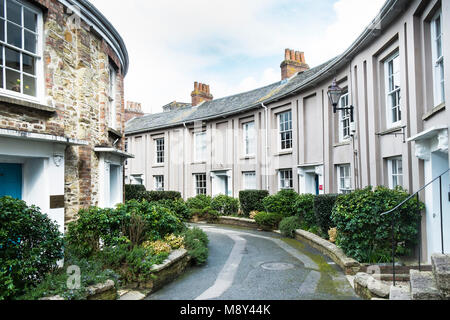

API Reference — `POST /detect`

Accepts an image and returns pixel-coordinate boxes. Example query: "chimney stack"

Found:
[125,101,145,122]
[280,49,309,80]
[191,82,213,106]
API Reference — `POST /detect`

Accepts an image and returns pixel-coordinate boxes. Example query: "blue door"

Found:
[0,163,22,199]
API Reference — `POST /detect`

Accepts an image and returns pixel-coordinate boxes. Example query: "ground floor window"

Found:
[243,172,256,190]
[337,164,352,194]
[279,169,293,190]
[195,173,207,195]
[388,157,403,189]
[154,175,164,191]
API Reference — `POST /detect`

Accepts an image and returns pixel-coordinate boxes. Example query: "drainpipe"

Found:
[261,103,270,192]
[183,122,188,199]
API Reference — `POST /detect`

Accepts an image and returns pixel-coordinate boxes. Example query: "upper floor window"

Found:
[243,171,256,190]
[385,53,401,127]
[243,121,256,156]
[279,169,293,190]
[154,175,164,191]
[194,173,207,195]
[337,164,352,194]
[155,138,164,164]
[388,157,403,189]
[279,111,292,150]
[431,10,445,106]
[108,65,117,129]
[194,132,207,162]
[339,93,351,142]
[0,0,42,100]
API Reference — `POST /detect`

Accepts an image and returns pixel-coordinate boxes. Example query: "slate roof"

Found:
[125,59,335,135]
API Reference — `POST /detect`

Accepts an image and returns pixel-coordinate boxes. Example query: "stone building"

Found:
[125,0,449,263]
[0,0,132,232]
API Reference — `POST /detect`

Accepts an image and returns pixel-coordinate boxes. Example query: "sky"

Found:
[89,0,386,114]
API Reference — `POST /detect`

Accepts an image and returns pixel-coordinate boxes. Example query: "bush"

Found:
[155,199,191,221]
[211,195,239,216]
[262,189,300,217]
[279,216,302,238]
[183,227,209,265]
[254,212,284,230]
[0,197,64,300]
[143,191,182,202]
[295,194,316,229]
[186,194,212,210]
[239,190,269,216]
[332,186,424,263]
[314,194,340,236]
[125,184,147,201]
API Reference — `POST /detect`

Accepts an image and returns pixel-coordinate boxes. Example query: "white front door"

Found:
[212,171,232,197]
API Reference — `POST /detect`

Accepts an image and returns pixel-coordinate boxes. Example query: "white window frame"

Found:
[194,131,207,163]
[108,65,117,130]
[279,169,293,190]
[242,171,256,190]
[431,10,445,106]
[339,93,351,142]
[243,121,256,157]
[337,164,352,194]
[278,111,293,151]
[154,175,164,191]
[385,52,401,128]
[155,138,165,164]
[194,173,207,195]
[0,0,44,103]
[388,157,403,189]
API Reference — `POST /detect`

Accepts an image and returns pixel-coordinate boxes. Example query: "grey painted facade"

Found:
[126,0,450,262]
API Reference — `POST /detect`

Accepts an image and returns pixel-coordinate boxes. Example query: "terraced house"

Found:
[0,0,132,233]
[126,0,449,263]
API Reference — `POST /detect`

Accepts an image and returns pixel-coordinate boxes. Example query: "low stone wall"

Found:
[40,280,117,301]
[294,229,360,275]
[217,216,258,229]
[353,273,391,300]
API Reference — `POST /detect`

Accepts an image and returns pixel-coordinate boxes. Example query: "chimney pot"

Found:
[281,49,310,80]
[191,81,213,106]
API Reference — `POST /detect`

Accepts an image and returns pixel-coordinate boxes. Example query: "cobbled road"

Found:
[146,224,359,300]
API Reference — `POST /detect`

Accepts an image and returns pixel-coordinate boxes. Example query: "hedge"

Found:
[262,189,299,217]
[254,212,283,229]
[211,195,239,216]
[314,194,340,235]
[125,184,146,201]
[239,190,269,216]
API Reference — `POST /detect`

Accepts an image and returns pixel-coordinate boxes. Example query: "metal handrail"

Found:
[381,168,449,286]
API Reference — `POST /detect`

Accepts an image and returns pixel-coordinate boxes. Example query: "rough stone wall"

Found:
[0,0,126,224]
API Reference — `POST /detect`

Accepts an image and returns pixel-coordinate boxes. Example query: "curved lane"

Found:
[146,224,359,300]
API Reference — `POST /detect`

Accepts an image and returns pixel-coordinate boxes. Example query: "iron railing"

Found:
[381,168,450,286]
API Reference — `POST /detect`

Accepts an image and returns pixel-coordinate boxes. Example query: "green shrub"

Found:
[143,191,182,202]
[155,199,191,221]
[239,190,269,216]
[125,184,147,201]
[314,194,340,236]
[211,195,239,216]
[279,216,302,238]
[332,186,424,263]
[183,227,209,265]
[254,212,284,229]
[262,189,300,217]
[295,194,316,229]
[186,194,213,210]
[0,197,64,300]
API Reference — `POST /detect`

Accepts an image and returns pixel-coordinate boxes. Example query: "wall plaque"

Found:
[50,195,65,209]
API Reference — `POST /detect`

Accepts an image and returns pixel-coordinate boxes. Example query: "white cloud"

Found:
[88,0,386,114]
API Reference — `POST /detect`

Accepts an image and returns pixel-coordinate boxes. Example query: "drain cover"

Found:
[261,262,295,271]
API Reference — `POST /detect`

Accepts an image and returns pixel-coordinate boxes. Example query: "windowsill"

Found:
[108,127,123,138]
[333,141,351,148]
[275,150,293,156]
[0,94,55,114]
[240,155,256,160]
[191,161,207,165]
[377,125,404,136]
[152,164,165,168]
[422,102,446,121]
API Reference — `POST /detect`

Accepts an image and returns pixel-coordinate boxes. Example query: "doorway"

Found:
[0,163,22,199]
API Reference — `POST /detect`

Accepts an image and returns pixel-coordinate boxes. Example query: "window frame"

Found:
[0,0,44,103]
[337,164,352,194]
[155,137,165,164]
[278,110,293,151]
[339,93,351,142]
[388,157,403,189]
[242,171,256,190]
[243,121,256,157]
[194,173,207,195]
[194,131,207,163]
[278,169,293,190]
[384,52,401,128]
[154,175,164,191]
[431,9,445,106]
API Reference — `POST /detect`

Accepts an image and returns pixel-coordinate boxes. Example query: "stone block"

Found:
[410,270,441,300]
[390,285,411,300]
[431,254,450,299]
[86,279,117,300]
